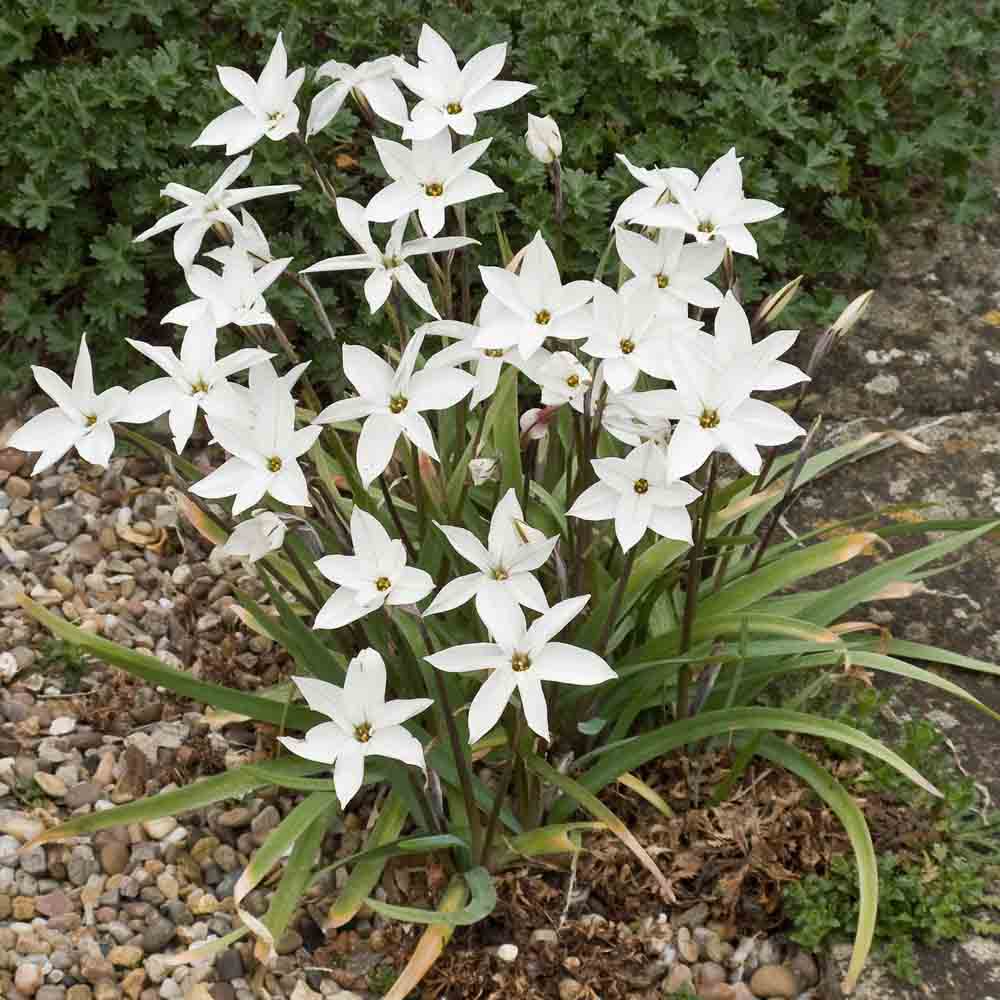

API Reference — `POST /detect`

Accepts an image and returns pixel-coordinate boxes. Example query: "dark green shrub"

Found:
[2,0,998,391]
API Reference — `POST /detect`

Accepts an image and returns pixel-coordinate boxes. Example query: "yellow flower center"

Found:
[697,221,715,234]
[446,102,463,115]
[633,478,649,494]
[375,576,392,592]
[619,338,635,355]
[84,414,98,427]
[384,255,403,269]
[424,181,444,197]
[354,722,373,743]
[534,309,551,326]
[656,274,670,288]
[511,652,531,673]
[389,395,408,414]
[190,378,209,395]
[566,374,580,388]
[484,348,505,358]
[699,409,720,429]
[493,568,509,581]
[266,456,283,472]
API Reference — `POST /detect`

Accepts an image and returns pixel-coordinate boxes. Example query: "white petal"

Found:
[314,588,368,630]
[407,367,476,411]
[667,421,716,479]
[515,673,549,741]
[364,270,394,313]
[290,676,345,721]
[357,414,402,486]
[425,643,506,673]
[372,697,434,728]
[268,461,310,507]
[525,595,589,654]
[387,567,435,606]
[423,573,483,616]
[467,668,517,744]
[531,643,616,686]
[75,423,116,468]
[343,344,394,399]
[567,481,619,522]
[365,726,427,770]
[505,572,549,613]
[333,744,366,808]
[279,722,348,766]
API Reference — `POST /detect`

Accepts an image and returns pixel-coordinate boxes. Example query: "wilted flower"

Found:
[191,382,321,514]
[302,198,475,318]
[636,148,782,259]
[279,650,432,807]
[9,335,132,474]
[307,56,408,136]
[425,488,558,619]
[193,33,305,155]
[397,25,534,141]
[569,439,700,551]
[162,247,291,329]
[525,114,562,164]
[314,508,434,629]
[124,318,273,452]
[366,130,501,237]
[133,153,300,269]
[519,406,556,442]
[426,596,615,743]
[220,510,287,562]
[314,333,476,486]
[476,232,593,360]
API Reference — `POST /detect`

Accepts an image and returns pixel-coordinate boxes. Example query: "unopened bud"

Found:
[525,114,562,164]
[468,457,499,485]
[753,274,803,330]
[520,406,557,441]
[831,290,874,339]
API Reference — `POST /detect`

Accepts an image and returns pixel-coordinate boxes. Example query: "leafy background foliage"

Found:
[2,0,998,392]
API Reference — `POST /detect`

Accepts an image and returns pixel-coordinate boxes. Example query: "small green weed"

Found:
[37,637,90,692]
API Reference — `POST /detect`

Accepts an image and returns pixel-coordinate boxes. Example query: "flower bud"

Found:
[525,114,562,164]
[519,406,557,441]
[831,289,875,339]
[469,457,500,485]
[752,274,802,331]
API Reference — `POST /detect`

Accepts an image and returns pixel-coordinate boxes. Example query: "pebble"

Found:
[15,963,44,995]
[49,716,77,736]
[141,917,177,954]
[217,807,252,829]
[558,980,584,1000]
[790,950,820,988]
[35,772,68,797]
[749,964,799,998]
[142,817,177,841]
[108,944,144,967]
[99,842,130,875]
[663,963,693,993]
[64,781,102,810]
[496,943,519,963]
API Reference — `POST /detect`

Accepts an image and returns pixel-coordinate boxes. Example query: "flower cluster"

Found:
[10,24,807,809]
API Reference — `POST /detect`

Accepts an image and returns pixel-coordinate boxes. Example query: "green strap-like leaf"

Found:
[19,595,322,731]
[549,707,940,824]
[493,368,523,497]
[754,735,877,994]
[365,866,497,926]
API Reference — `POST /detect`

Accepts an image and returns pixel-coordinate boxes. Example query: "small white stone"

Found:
[496,943,519,963]
[49,716,77,736]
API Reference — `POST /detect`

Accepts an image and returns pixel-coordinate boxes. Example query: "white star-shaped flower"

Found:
[659,328,805,478]
[425,488,557,619]
[426,596,615,743]
[636,148,783,259]
[133,153,300,269]
[162,247,290,329]
[612,154,699,228]
[475,232,594,360]
[279,650,432,808]
[302,198,475,318]
[397,25,534,141]
[9,334,132,474]
[366,130,501,237]
[191,382,321,514]
[580,283,701,392]
[124,318,273,452]
[193,33,305,155]
[307,56,409,136]
[219,510,287,563]
[616,226,724,312]
[313,332,476,486]
[520,349,593,412]
[568,440,700,552]
[314,508,434,630]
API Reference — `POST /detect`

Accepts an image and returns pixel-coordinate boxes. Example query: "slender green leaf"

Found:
[754,736,877,994]
[493,368,523,497]
[365,866,496,926]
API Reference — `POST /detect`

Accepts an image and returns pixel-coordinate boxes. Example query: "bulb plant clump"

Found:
[12,25,1000,998]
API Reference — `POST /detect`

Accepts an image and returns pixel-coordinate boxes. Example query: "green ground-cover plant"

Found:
[3,0,999,391]
[9,23,1000,1000]
[786,713,1000,983]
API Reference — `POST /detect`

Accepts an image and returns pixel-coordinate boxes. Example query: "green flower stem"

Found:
[677,455,718,719]
[478,712,522,867]
[417,617,483,863]
[379,474,416,563]
[293,132,337,206]
[320,427,375,515]
[599,543,637,658]
[281,535,326,611]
